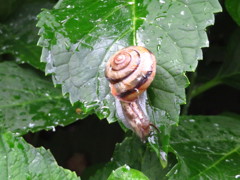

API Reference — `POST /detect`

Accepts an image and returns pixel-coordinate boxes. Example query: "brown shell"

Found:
[105,46,156,102]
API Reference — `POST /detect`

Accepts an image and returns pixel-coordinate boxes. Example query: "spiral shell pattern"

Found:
[105,46,156,102]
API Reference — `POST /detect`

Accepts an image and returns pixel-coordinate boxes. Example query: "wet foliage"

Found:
[0,0,240,179]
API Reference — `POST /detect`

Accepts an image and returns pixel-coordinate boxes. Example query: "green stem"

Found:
[181,72,197,115]
[191,78,222,98]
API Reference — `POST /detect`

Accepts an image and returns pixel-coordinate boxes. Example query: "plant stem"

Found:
[191,78,222,98]
[181,72,197,115]
[182,75,222,115]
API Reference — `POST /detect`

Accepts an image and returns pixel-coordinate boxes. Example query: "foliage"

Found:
[107,165,149,180]
[0,0,53,70]
[225,0,240,26]
[0,61,88,135]
[0,0,240,179]
[36,0,221,164]
[169,116,240,179]
[0,130,79,180]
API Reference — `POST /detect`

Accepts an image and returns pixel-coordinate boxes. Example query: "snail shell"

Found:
[105,46,156,102]
[105,46,156,139]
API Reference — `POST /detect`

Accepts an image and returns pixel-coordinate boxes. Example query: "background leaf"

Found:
[168,115,240,179]
[0,0,18,21]
[225,0,240,26]
[87,135,175,180]
[0,130,80,180]
[0,0,54,70]
[191,28,240,97]
[0,61,89,135]
[216,28,240,89]
[107,165,149,180]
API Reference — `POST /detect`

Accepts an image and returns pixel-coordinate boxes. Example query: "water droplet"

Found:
[96,18,102,22]
[66,5,74,8]
[235,175,240,179]
[128,2,134,5]
[125,164,130,170]
[160,150,167,162]
[147,135,156,144]
[28,123,35,128]
[189,119,195,123]
[14,132,20,136]
[47,126,56,132]
[180,11,185,15]
[139,17,146,21]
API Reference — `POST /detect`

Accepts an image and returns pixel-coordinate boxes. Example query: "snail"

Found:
[105,46,156,140]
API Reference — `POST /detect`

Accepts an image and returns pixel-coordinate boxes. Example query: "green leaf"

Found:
[0,61,89,135]
[88,136,174,180]
[37,0,221,123]
[216,28,240,89]
[37,0,221,161]
[225,0,240,26]
[168,115,240,179]
[0,130,80,180]
[0,0,54,70]
[107,165,149,180]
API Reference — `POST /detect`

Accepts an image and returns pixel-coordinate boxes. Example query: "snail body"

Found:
[105,46,156,139]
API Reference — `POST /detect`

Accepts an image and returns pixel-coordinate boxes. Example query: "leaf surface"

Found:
[168,115,240,179]
[37,0,221,123]
[37,0,222,161]
[89,115,240,179]
[225,0,240,26]
[0,0,54,70]
[88,135,174,180]
[0,61,88,135]
[192,28,240,97]
[216,28,240,89]
[107,165,149,180]
[0,130,79,180]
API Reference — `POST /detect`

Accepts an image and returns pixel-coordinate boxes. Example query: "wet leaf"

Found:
[0,61,89,135]
[168,115,240,179]
[88,136,175,180]
[107,165,149,180]
[0,0,54,70]
[37,0,221,161]
[37,0,221,122]
[225,0,240,26]
[0,130,80,180]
